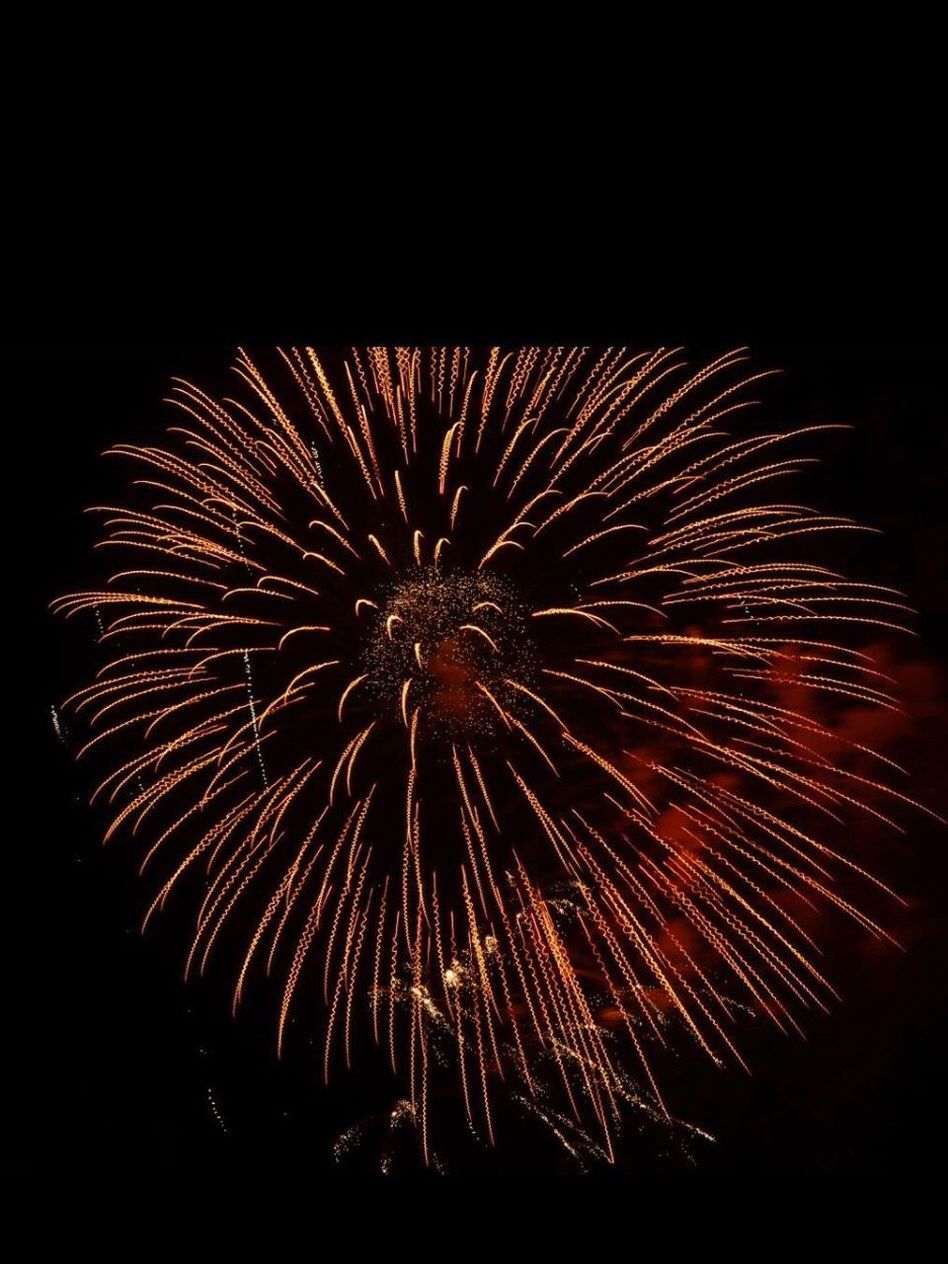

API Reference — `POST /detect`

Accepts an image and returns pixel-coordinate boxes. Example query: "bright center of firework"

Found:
[364,568,533,739]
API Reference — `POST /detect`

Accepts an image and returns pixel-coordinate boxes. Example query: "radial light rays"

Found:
[54,345,933,1165]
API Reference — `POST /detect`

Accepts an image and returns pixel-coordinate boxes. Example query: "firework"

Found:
[54,346,934,1165]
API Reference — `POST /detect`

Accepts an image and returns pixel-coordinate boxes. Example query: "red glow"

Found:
[428,635,484,722]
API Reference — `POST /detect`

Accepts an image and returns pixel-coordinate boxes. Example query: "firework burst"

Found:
[54,345,935,1165]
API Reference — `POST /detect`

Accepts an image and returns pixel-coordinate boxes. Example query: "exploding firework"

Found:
[54,346,935,1165]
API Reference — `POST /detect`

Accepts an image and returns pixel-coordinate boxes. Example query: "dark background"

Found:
[1,2,942,1227]
[17,335,946,1183]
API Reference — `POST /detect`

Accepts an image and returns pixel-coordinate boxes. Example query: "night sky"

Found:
[6,3,943,1227]
[19,337,947,1186]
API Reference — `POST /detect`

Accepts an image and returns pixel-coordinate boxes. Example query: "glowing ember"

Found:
[363,569,533,738]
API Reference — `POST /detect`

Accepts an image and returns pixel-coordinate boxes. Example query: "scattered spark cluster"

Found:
[363,569,533,740]
[54,345,935,1166]
[333,1098,449,1175]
